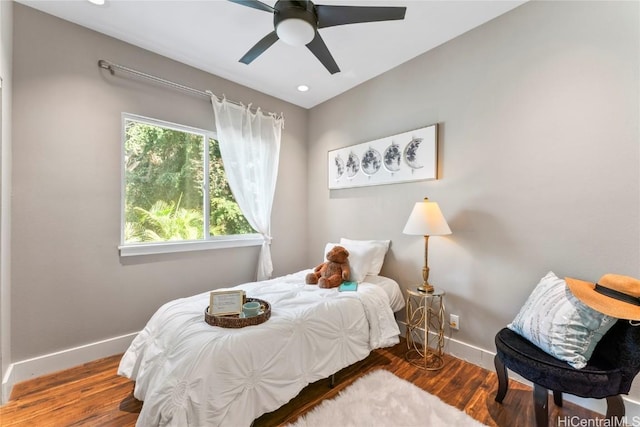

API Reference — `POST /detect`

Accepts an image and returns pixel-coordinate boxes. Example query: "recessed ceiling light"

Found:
[297,85,309,92]
[87,0,105,5]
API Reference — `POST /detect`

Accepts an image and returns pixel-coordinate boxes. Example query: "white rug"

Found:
[287,369,487,427]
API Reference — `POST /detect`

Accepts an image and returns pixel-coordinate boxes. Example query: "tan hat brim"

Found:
[566,277,640,320]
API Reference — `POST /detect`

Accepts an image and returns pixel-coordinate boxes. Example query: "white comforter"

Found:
[118,270,401,427]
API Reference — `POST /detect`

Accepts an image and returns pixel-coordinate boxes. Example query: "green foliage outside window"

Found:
[123,118,254,244]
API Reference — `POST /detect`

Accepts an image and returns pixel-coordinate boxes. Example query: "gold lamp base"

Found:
[418,259,434,293]
[417,283,434,293]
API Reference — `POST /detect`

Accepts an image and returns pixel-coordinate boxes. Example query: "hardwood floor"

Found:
[0,340,601,426]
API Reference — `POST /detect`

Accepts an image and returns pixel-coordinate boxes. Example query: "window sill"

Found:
[119,234,263,257]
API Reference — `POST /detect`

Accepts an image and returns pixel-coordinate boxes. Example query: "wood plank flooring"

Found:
[0,340,602,426]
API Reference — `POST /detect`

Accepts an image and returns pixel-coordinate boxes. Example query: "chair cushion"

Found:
[507,271,616,369]
[495,328,623,398]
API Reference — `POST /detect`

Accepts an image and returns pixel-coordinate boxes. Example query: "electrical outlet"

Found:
[449,314,460,330]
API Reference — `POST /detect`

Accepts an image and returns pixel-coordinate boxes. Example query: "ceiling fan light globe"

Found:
[276,18,315,46]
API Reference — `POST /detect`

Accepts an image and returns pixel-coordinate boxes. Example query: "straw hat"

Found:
[566,274,640,320]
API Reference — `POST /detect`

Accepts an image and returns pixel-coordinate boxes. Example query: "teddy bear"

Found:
[305,245,351,289]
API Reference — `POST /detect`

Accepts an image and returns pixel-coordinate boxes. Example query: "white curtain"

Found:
[211,95,283,281]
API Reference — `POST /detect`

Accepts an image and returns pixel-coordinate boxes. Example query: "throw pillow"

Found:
[508,271,616,369]
[339,238,390,276]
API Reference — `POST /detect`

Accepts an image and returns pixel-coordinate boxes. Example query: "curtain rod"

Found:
[98,59,282,118]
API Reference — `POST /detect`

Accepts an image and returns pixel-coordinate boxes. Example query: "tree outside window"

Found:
[122,114,254,246]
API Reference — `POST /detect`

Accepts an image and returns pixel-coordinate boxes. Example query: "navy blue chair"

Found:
[494,320,640,427]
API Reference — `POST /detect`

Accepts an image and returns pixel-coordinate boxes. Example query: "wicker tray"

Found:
[205,298,271,328]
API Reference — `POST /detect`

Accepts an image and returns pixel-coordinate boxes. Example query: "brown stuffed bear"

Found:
[305,245,351,289]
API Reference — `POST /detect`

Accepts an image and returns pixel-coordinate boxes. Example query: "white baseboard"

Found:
[1,332,137,404]
[2,364,14,404]
[398,321,640,419]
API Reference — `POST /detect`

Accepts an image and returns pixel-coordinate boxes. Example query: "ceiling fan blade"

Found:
[239,31,279,64]
[306,32,340,74]
[316,5,407,28]
[227,0,275,13]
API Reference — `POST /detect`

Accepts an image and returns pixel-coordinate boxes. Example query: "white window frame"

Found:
[119,113,261,257]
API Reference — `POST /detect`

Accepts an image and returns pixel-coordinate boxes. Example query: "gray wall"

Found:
[1,0,13,402]
[11,4,308,361]
[308,0,639,354]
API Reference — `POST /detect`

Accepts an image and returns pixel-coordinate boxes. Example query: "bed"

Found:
[118,240,404,427]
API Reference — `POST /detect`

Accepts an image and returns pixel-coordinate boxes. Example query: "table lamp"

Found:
[403,197,451,293]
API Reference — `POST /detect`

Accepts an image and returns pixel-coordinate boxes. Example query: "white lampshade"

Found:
[276,18,315,46]
[403,199,452,236]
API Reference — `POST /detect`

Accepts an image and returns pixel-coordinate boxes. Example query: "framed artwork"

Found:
[327,124,438,189]
[209,290,244,316]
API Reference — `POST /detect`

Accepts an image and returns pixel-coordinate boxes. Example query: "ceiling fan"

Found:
[228,0,407,74]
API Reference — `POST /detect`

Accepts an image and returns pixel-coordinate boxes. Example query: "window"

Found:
[120,113,260,256]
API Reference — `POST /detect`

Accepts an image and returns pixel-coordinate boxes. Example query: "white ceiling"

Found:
[17,0,526,109]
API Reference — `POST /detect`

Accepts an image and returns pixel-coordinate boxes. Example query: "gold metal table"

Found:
[405,288,445,370]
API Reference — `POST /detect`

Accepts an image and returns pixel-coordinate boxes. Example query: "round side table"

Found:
[405,288,445,370]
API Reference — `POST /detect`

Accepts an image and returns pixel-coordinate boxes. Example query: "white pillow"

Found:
[507,271,616,369]
[339,238,390,275]
[323,242,379,283]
